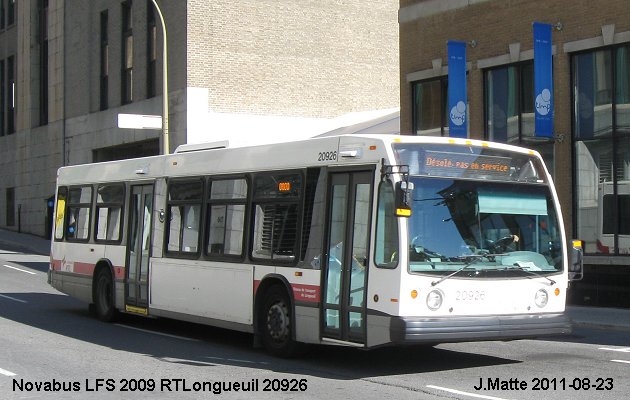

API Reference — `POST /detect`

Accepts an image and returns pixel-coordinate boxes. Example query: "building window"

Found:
[411,77,448,136]
[7,55,15,134]
[0,60,4,136]
[1,1,5,30]
[6,187,15,227]
[146,1,156,98]
[7,0,15,26]
[484,62,535,143]
[573,46,630,255]
[484,62,554,173]
[121,0,133,104]
[100,10,109,110]
[38,0,49,125]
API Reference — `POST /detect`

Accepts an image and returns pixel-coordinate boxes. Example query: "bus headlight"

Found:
[534,289,549,308]
[426,290,444,311]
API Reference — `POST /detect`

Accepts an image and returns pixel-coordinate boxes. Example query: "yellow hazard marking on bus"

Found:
[125,305,148,316]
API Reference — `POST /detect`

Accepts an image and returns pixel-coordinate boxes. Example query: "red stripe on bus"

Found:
[50,259,125,279]
[73,262,95,275]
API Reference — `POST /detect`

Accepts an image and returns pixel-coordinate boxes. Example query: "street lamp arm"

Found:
[151,0,169,155]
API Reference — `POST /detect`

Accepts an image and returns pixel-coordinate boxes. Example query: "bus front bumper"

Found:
[389,312,571,344]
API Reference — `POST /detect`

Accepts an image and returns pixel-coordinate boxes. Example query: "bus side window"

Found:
[95,183,125,242]
[206,178,248,257]
[251,172,302,262]
[54,187,67,241]
[66,186,93,241]
[166,179,203,255]
[374,180,399,268]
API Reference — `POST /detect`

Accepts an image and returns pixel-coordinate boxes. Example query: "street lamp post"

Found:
[151,0,169,155]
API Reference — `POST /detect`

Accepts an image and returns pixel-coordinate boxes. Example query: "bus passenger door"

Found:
[322,170,372,344]
[125,184,153,312]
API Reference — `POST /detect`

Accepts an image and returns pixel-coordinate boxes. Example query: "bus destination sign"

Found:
[422,150,513,179]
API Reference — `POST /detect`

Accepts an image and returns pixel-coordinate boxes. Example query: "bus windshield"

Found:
[406,177,563,277]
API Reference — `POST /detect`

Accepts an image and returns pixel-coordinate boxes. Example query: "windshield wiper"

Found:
[430,254,502,287]
[504,264,556,285]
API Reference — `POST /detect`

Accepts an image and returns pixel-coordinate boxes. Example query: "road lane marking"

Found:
[0,294,28,303]
[599,347,630,353]
[115,324,200,342]
[426,385,509,400]
[611,359,630,364]
[205,356,268,365]
[3,264,36,275]
[0,367,16,377]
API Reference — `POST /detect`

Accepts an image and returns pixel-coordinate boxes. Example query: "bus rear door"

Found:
[125,184,154,314]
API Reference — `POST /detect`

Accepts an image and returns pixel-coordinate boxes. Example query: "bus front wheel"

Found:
[261,285,302,357]
[94,267,118,322]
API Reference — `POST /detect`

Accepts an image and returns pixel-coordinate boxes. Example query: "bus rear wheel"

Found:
[94,267,118,322]
[261,285,302,357]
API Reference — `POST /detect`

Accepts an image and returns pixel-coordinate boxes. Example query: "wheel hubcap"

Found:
[267,302,289,342]
[98,277,111,311]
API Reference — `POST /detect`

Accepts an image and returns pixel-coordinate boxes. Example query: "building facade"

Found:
[399,0,630,306]
[0,0,399,237]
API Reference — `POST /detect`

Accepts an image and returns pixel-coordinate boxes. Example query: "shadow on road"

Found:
[0,291,520,380]
[543,326,630,348]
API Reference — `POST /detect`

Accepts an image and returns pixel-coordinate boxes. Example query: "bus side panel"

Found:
[50,241,102,304]
[288,268,322,344]
[365,264,403,347]
[50,242,127,309]
[294,305,320,344]
[149,258,253,325]
[103,244,127,311]
[253,266,322,344]
[49,271,93,305]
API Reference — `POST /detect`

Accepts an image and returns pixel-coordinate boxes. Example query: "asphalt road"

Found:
[1,246,629,400]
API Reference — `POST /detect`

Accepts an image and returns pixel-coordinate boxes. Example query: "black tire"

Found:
[260,285,303,357]
[94,267,118,322]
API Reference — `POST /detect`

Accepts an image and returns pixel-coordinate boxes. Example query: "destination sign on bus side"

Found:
[422,150,512,178]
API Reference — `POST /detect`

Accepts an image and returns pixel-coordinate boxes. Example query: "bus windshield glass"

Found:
[393,144,562,277]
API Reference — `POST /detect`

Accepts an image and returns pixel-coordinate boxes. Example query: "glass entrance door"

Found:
[125,184,153,311]
[322,171,372,343]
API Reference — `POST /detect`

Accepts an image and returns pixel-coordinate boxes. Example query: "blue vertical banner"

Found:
[533,22,554,138]
[447,40,467,138]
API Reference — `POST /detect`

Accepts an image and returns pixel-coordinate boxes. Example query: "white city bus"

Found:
[48,134,582,356]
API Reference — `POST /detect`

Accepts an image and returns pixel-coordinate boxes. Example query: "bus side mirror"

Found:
[395,181,414,217]
[569,239,583,281]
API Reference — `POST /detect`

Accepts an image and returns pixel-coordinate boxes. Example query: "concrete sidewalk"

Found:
[0,228,51,256]
[1,228,629,331]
